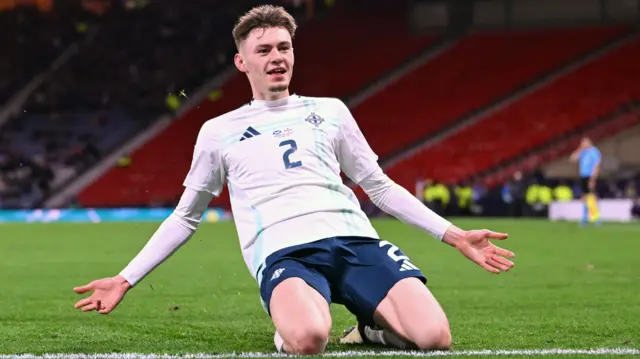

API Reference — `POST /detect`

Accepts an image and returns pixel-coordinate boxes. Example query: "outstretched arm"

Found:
[118,188,213,285]
[334,100,514,274]
[359,170,452,240]
[73,188,212,313]
[359,170,514,274]
[73,121,225,313]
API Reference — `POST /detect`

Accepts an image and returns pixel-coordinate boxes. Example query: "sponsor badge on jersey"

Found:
[272,128,294,138]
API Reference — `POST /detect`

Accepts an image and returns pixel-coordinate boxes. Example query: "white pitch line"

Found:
[2,348,639,358]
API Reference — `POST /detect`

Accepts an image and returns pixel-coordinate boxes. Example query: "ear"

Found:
[234,53,247,73]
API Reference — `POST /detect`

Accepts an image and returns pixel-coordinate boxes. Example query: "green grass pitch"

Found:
[0,218,638,358]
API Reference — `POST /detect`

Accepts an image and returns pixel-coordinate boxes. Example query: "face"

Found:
[235,26,294,100]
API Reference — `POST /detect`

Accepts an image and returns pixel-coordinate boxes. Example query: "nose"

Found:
[269,49,284,63]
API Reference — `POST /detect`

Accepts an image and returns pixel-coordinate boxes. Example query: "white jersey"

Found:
[183,95,381,283]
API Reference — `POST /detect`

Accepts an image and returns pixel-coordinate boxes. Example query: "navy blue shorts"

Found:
[259,236,426,326]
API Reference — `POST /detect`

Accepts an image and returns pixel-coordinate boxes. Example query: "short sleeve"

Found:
[594,148,602,162]
[183,122,226,196]
[334,100,381,184]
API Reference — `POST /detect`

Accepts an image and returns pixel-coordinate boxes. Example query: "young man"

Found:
[73,5,515,355]
[570,137,601,225]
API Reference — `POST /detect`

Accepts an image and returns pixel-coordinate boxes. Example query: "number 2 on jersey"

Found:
[279,139,302,169]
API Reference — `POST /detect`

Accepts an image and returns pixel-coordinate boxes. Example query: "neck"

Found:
[253,88,290,101]
[250,92,300,108]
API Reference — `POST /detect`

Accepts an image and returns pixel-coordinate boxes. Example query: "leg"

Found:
[337,238,450,350]
[270,278,331,354]
[373,277,451,350]
[260,258,332,355]
[581,195,589,225]
[585,193,601,223]
[579,177,601,225]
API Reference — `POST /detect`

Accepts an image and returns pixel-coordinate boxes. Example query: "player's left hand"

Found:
[444,227,515,274]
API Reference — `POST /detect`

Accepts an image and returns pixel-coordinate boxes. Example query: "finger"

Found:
[98,303,113,315]
[484,230,509,240]
[81,302,99,312]
[487,257,511,272]
[74,297,92,309]
[73,282,95,294]
[478,260,500,274]
[493,254,515,269]
[495,246,515,258]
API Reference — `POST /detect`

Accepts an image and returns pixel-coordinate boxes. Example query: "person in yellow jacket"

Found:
[423,179,450,216]
[454,182,473,216]
[553,181,574,202]
[526,182,553,217]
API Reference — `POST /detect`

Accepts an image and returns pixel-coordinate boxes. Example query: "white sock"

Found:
[274,331,285,353]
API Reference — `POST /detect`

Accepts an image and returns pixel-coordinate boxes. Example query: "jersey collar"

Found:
[249,94,299,108]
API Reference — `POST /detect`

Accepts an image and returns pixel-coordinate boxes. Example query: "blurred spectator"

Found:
[624,180,637,199]
[525,179,553,217]
[453,181,472,216]
[502,171,527,217]
[0,150,55,208]
[423,179,450,216]
[553,180,574,202]
[605,179,624,198]
[471,179,486,203]
[632,198,640,219]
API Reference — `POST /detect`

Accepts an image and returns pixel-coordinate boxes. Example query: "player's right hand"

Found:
[73,275,131,314]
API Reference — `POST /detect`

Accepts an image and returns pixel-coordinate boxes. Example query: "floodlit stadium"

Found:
[0,1,639,359]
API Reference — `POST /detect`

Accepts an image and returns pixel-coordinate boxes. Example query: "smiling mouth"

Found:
[267,68,287,76]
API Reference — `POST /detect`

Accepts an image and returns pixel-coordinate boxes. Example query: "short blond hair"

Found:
[232,5,297,49]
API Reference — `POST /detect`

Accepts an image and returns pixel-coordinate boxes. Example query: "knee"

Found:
[286,324,329,355]
[413,323,452,351]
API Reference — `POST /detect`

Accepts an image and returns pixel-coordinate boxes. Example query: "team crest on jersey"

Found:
[305,112,325,127]
[272,128,294,138]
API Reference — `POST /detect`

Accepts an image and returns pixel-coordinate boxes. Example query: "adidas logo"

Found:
[239,126,261,142]
[399,259,419,272]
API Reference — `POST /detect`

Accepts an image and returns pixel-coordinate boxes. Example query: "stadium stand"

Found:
[0,5,87,105]
[23,2,237,115]
[75,2,439,208]
[351,25,631,159]
[386,34,640,192]
[0,109,140,208]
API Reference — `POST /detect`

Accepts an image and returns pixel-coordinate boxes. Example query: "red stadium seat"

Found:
[352,25,630,159]
[384,36,640,192]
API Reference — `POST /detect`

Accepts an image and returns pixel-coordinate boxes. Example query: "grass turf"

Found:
[0,218,638,358]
